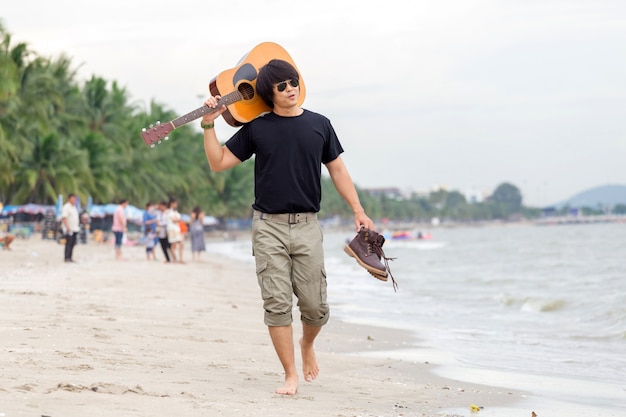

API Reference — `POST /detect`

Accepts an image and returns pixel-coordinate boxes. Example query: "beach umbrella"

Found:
[1,205,20,215]
[89,204,118,218]
[104,204,118,214]
[19,204,54,214]
[125,205,145,224]
[56,194,63,218]
[204,215,219,226]
[89,205,106,218]
[180,213,219,226]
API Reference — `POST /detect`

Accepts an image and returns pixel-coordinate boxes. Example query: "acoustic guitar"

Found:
[141,42,306,147]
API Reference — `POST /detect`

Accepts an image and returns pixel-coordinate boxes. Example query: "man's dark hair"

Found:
[256,59,299,109]
[68,193,76,199]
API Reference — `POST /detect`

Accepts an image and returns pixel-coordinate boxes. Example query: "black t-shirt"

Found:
[225,109,344,213]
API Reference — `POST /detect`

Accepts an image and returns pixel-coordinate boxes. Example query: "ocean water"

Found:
[207,222,626,415]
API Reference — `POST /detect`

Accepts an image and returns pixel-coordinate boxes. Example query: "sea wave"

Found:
[496,294,567,312]
[520,297,567,312]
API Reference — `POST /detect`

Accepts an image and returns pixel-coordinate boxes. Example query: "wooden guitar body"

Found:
[210,42,306,127]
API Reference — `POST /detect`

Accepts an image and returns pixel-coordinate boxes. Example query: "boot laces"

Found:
[370,235,398,291]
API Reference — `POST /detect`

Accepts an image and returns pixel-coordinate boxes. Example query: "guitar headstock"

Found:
[141,121,174,147]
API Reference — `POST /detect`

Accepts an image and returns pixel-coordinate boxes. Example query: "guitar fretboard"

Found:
[171,90,244,129]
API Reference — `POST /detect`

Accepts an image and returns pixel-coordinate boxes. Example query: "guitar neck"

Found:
[141,88,250,147]
[171,89,244,129]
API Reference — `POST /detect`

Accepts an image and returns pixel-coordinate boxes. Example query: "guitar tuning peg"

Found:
[142,127,147,132]
[156,121,161,125]
[149,123,154,128]
[164,136,169,141]
[150,144,156,148]
[157,140,162,144]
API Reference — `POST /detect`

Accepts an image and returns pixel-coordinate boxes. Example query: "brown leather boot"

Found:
[344,228,398,291]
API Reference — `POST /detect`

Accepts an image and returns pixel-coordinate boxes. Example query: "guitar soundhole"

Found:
[238,83,255,100]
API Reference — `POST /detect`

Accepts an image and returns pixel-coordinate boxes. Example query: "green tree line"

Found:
[0,23,255,219]
[5,24,602,223]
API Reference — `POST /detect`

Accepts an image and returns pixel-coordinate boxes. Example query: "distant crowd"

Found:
[59,196,207,264]
[140,198,207,264]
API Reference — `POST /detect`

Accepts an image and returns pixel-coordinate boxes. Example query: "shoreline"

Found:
[0,237,566,416]
[191,229,626,417]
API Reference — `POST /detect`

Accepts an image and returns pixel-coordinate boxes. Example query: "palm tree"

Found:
[0,29,31,199]
[78,130,119,203]
[1,24,259,218]
[11,131,92,203]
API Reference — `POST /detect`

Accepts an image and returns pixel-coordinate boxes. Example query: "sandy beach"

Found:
[0,236,526,417]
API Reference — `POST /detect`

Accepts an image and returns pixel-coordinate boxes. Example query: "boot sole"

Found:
[344,245,388,282]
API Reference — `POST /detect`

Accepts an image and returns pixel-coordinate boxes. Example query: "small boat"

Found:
[389,230,432,240]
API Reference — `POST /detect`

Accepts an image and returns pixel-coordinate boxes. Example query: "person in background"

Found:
[1,200,15,250]
[156,200,172,263]
[0,233,15,250]
[111,199,129,260]
[61,193,81,262]
[166,198,181,263]
[144,227,157,261]
[178,215,188,263]
[143,202,159,261]
[189,205,206,262]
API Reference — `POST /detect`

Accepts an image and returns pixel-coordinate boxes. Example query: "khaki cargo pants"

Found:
[252,211,329,327]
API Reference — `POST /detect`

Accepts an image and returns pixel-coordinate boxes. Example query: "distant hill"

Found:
[554,184,626,208]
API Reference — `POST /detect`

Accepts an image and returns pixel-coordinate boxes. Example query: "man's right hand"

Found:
[203,96,227,124]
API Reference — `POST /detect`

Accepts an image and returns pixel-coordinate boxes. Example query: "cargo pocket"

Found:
[255,257,273,300]
[320,267,328,304]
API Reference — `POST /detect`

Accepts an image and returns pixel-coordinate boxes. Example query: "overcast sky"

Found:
[3,0,625,206]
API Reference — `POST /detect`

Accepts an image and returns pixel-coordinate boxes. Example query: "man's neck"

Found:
[272,106,304,117]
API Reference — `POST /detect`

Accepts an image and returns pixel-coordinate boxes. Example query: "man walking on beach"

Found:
[61,193,80,262]
[201,59,374,395]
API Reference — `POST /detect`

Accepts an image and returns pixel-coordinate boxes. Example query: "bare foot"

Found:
[300,338,319,382]
[275,374,298,395]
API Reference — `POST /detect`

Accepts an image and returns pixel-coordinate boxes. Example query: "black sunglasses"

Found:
[275,79,299,92]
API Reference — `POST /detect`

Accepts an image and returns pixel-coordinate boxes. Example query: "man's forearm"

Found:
[203,128,225,171]
[335,177,364,214]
